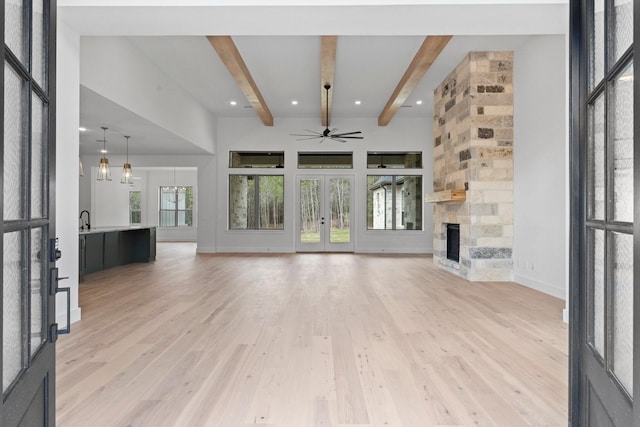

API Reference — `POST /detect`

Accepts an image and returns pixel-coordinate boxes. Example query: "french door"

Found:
[297,175,354,252]
[2,0,58,426]
[570,0,637,425]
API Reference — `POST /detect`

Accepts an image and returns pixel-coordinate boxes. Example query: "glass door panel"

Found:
[329,178,350,244]
[299,178,321,244]
[297,176,353,252]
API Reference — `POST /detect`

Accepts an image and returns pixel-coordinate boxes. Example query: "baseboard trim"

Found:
[356,247,433,254]
[562,308,569,324]
[215,247,295,253]
[513,273,565,300]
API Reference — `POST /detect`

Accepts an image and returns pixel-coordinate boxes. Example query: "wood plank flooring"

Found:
[57,243,568,426]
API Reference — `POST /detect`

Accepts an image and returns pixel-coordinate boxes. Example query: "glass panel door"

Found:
[297,176,353,252]
[570,0,636,425]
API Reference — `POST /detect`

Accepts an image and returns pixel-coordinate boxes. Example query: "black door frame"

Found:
[1,0,57,425]
[569,0,638,425]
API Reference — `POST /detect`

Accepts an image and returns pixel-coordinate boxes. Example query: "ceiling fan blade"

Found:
[303,129,324,135]
[290,133,320,137]
[331,137,347,143]
[296,136,324,141]
[337,136,364,139]
[332,131,362,137]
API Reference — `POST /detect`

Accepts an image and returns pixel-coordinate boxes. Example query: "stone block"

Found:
[490,60,513,72]
[470,203,498,216]
[495,128,514,140]
[482,190,513,203]
[482,105,513,115]
[467,268,513,282]
[478,147,513,160]
[475,237,513,247]
[469,225,504,238]
[473,93,514,106]
[468,246,512,259]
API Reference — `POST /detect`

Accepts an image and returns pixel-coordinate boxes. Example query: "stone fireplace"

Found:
[431,51,514,281]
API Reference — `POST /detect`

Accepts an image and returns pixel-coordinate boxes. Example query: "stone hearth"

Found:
[432,51,514,281]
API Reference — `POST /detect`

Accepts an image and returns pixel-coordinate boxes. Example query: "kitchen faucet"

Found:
[80,210,91,230]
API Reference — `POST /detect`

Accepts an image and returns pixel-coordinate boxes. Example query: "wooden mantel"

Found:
[424,190,466,203]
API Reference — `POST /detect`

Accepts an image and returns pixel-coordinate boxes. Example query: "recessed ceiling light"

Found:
[416,100,423,105]
[79,127,87,132]
[230,100,237,106]
[354,100,361,105]
[291,100,298,105]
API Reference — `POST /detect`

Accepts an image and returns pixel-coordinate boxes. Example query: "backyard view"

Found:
[299,178,350,243]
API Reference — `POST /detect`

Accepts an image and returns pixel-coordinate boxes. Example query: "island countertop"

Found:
[79,225,156,235]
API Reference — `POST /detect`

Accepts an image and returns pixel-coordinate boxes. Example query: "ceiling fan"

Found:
[290,84,364,143]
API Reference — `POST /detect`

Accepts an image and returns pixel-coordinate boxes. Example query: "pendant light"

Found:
[121,135,133,184]
[96,126,112,181]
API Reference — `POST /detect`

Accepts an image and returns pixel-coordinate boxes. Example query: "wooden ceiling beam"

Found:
[378,35,452,126]
[320,36,337,127]
[207,35,274,126]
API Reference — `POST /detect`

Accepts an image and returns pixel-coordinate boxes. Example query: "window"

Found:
[367,175,422,230]
[230,151,284,168]
[229,175,284,230]
[298,152,353,169]
[367,152,422,169]
[129,191,141,225]
[159,186,193,227]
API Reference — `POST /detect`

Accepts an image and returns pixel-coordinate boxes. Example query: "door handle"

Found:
[49,268,71,340]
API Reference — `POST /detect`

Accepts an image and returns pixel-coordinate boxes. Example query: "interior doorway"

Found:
[296,175,354,252]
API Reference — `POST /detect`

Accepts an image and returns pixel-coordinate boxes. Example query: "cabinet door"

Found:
[84,233,104,274]
[103,232,119,268]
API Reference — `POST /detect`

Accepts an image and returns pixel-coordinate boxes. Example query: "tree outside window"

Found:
[159,186,193,227]
[129,191,142,225]
[229,175,284,230]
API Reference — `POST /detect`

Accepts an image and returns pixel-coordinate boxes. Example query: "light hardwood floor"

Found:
[57,243,568,427]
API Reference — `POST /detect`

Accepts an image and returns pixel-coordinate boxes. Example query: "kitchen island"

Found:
[79,226,156,280]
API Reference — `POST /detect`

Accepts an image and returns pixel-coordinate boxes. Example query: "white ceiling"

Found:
[70,1,567,156]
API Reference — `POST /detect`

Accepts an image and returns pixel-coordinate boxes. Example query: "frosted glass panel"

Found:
[590,228,605,357]
[590,0,605,89]
[30,228,45,357]
[32,0,47,90]
[613,0,633,63]
[3,232,24,392]
[31,94,45,218]
[611,63,634,223]
[612,232,633,395]
[4,64,26,221]
[5,0,26,65]
[588,94,605,220]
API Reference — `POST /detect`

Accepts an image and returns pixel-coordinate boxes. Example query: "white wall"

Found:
[56,21,82,327]
[78,158,199,241]
[513,35,567,299]
[216,116,433,253]
[80,37,217,154]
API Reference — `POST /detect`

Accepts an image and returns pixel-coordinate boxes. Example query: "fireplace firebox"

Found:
[446,223,460,262]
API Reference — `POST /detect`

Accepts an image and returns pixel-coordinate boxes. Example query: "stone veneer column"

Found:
[432,51,514,281]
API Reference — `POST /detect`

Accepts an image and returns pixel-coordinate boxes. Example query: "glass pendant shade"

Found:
[121,163,133,184]
[97,126,112,181]
[120,135,133,184]
[97,157,112,181]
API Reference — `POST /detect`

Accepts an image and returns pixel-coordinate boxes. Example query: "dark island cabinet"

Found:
[79,227,156,280]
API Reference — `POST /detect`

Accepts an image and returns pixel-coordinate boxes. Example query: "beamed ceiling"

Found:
[71,1,568,156]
